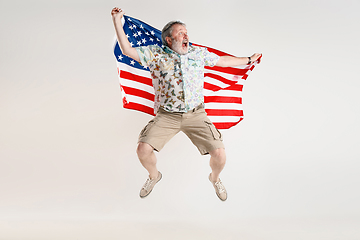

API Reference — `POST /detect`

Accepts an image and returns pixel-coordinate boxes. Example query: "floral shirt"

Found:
[135,45,220,113]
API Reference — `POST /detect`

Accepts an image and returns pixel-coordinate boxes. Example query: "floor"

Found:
[1,217,359,240]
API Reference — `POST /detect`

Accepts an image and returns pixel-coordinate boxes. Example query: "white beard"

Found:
[171,39,188,55]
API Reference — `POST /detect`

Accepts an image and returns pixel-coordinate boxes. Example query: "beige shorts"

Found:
[138,105,224,155]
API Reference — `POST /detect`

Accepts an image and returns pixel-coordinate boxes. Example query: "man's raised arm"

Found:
[111,7,140,62]
[216,53,262,67]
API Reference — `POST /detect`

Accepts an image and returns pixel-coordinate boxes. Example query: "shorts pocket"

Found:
[204,121,222,140]
[139,119,158,137]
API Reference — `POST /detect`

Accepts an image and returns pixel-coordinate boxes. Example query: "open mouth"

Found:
[182,40,188,48]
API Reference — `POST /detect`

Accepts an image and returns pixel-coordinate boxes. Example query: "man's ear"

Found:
[165,37,172,47]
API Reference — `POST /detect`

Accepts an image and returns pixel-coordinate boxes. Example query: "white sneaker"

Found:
[209,173,227,201]
[139,171,162,198]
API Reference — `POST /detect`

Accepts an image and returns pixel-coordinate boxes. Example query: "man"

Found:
[111,7,261,201]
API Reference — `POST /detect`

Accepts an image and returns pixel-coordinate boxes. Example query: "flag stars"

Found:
[132,25,137,29]
[142,38,147,44]
[130,42,134,47]
[140,24,144,29]
[126,34,130,38]
[151,30,155,35]
[129,25,134,30]
[137,40,141,46]
[118,55,123,61]
[130,60,135,65]
[149,37,154,42]
[137,31,142,36]
[133,33,138,37]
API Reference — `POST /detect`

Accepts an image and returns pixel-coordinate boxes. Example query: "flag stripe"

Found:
[208,115,243,122]
[206,109,243,116]
[222,84,244,91]
[205,68,247,83]
[205,102,243,110]
[124,102,155,116]
[120,70,153,87]
[121,85,155,101]
[213,121,241,129]
[204,82,226,92]
[119,76,154,94]
[204,96,242,104]
[125,94,155,108]
[204,72,238,86]
[203,89,242,97]
[205,65,251,76]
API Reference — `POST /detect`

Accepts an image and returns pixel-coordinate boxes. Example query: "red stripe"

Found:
[120,71,153,87]
[204,73,237,86]
[121,85,154,101]
[204,96,242,104]
[123,102,155,116]
[205,109,243,116]
[204,82,244,91]
[204,82,223,91]
[213,119,243,129]
[205,65,249,75]
[223,84,243,91]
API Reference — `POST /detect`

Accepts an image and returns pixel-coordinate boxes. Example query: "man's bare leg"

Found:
[137,142,162,198]
[209,148,226,182]
[136,142,159,179]
[208,148,227,201]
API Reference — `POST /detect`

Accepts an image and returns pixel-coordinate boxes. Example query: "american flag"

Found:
[113,15,261,129]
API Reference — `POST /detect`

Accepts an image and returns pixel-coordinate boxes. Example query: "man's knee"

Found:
[136,142,154,157]
[210,148,226,162]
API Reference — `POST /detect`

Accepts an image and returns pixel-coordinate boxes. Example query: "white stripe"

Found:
[208,115,242,123]
[125,95,154,108]
[203,89,242,97]
[204,77,232,89]
[204,77,246,89]
[205,102,243,110]
[119,78,155,94]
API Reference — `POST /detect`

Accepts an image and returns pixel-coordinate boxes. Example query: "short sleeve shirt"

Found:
[135,45,220,113]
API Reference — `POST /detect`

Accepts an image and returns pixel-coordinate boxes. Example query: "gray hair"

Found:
[161,20,186,47]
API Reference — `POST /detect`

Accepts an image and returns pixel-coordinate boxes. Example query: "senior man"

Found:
[111,7,261,201]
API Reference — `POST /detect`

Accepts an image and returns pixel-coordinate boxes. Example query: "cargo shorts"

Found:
[138,104,224,155]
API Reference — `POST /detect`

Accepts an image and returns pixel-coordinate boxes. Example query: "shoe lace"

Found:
[215,181,225,193]
[142,178,153,191]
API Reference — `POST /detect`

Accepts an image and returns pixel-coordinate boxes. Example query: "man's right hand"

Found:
[111,7,125,20]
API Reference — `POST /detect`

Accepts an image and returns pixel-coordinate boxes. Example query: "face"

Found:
[167,24,189,55]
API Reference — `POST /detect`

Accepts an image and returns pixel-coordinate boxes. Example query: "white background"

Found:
[1,0,359,239]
